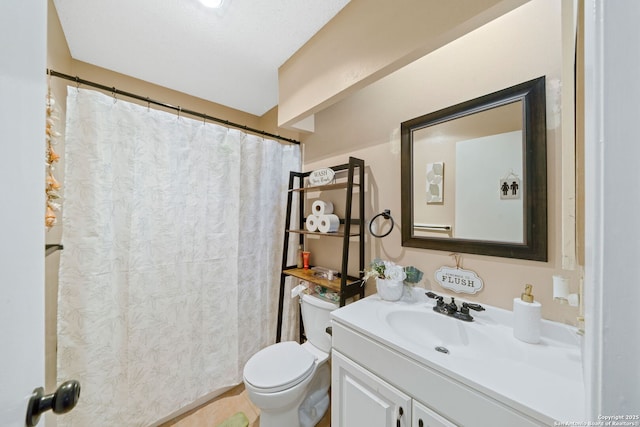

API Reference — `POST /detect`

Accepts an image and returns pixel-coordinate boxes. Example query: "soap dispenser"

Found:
[513,284,541,344]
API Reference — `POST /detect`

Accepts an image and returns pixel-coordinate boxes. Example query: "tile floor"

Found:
[159,383,331,427]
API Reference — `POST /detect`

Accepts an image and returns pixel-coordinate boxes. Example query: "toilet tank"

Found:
[300,293,338,353]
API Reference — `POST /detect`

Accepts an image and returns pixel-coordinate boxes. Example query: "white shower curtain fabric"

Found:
[57,88,300,426]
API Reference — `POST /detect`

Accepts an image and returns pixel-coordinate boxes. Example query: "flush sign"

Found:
[308,168,335,186]
[435,266,484,294]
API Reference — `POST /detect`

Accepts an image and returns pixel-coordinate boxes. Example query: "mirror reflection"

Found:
[401,77,547,261]
[412,101,523,243]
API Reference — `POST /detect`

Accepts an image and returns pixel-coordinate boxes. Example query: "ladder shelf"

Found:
[275,157,365,343]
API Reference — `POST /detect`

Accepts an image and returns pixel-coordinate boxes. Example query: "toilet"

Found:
[243,292,337,427]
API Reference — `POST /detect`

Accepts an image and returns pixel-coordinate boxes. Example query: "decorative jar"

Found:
[376,278,404,301]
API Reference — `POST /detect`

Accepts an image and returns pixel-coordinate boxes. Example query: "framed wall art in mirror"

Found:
[400,76,547,261]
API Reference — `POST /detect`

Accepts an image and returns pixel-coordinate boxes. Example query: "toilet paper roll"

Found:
[305,214,319,232]
[312,200,334,215]
[552,275,570,301]
[317,214,340,233]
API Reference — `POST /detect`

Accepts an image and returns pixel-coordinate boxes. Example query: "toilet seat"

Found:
[243,341,316,393]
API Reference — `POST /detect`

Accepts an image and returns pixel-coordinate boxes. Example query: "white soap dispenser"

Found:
[513,284,541,344]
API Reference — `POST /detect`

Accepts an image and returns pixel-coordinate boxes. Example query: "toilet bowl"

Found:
[243,293,337,427]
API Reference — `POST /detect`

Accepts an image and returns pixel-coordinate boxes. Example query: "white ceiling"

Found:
[53,0,350,116]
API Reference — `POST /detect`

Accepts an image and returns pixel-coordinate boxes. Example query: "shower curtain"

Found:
[57,88,300,426]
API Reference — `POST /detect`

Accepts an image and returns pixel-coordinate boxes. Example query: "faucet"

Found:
[425,291,485,322]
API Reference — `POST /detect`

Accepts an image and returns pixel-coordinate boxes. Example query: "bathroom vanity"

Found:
[330,290,584,427]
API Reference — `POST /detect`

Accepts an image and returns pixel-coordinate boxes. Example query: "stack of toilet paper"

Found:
[306,200,340,233]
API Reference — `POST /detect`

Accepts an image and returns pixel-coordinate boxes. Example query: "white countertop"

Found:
[330,289,586,424]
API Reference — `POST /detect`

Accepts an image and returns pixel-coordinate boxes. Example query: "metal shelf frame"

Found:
[276,157,365,343]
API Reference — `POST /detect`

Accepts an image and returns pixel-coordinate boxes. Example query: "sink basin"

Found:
[383,307,524,362]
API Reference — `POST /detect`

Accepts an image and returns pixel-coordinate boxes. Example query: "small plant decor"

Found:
[363,259,424,285]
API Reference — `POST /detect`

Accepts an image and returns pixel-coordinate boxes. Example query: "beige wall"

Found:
[278,0,529,127]
[44,1,71,412]
[301,0,580,324]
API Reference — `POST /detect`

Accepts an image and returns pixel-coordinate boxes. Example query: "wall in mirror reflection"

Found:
[411,100,524,243]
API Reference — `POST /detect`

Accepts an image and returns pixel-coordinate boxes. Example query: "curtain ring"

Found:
[369,209,394,238]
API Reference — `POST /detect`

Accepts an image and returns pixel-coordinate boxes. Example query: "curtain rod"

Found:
[47,69,300,145]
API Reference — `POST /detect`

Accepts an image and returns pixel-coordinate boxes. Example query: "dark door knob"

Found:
[26,380,81,426]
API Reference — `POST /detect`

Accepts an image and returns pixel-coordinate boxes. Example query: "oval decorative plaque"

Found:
[434,266,484,294]
[308,167,335,186]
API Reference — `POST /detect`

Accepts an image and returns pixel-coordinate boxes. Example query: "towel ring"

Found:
[369,209,394,238]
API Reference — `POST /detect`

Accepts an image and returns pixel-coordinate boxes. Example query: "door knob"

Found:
[26,380,81,426]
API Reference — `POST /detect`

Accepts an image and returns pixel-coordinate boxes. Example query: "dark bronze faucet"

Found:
[425,291,485,322]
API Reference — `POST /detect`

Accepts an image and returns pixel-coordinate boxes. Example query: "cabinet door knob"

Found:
[419,419,424,427]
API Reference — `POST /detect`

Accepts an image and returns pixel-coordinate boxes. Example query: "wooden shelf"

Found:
[289,182,360,193]
[283,268,361,293]
[286,229,360,237]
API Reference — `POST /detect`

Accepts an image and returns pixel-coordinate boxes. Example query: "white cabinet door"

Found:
[332,351,412,427]
[413,400,458,427]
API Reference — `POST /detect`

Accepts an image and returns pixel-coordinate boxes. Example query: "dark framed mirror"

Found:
[400,76,547,261]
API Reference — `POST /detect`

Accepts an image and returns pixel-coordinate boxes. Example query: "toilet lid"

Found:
[243,341,316,392]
